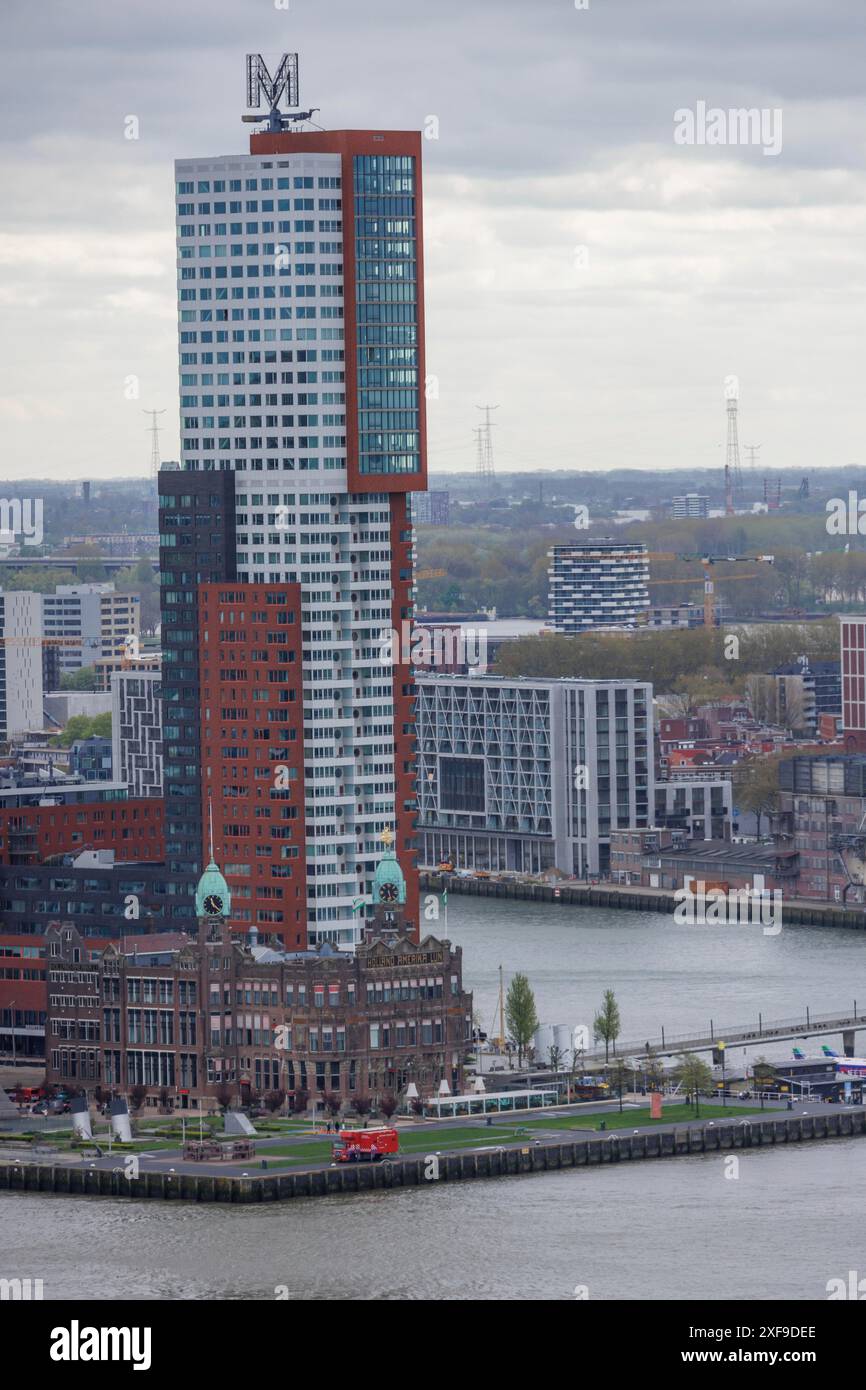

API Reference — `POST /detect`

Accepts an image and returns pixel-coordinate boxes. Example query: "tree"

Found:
[215,1083,233,1113]
[59,667,98,692]
[505,972,539,1067]
[608,1057,629,1112]
[291,1087,309,1114]
[352,1094,373,1117]
[547,1044,565,1073]
[51,712,112,747]
[675,1052,714,1118]
[733,756,781,838]
[128,1083,147,1113]
[322,1091,342,1117]
[593,989,621,1062]
[264,1089,286,1113]
[378,1093,398,1119]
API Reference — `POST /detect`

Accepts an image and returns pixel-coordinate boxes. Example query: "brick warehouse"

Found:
[44,842,471,1109]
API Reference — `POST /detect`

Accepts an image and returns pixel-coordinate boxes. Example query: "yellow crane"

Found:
[634,551,775,628]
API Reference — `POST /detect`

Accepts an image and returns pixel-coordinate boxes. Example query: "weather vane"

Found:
[242,53,319,132]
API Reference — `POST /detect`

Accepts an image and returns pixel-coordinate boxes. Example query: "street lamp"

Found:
[9,999,15,1068]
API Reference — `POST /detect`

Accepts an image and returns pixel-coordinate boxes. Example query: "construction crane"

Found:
[640,551,775,628]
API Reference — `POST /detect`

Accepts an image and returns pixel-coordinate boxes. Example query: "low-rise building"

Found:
[44,846,472,1111]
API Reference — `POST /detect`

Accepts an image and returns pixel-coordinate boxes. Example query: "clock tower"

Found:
[369,827,410,939]
[195,856,232,929]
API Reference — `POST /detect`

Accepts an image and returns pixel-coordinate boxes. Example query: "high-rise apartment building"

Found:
[0,590,43,739]
[111,668,163,798]
[417,674,653,876]
[159,112,425,946]
[547,540,649,632]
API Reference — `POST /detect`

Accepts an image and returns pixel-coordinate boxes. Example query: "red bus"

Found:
[333,1127,399,1163]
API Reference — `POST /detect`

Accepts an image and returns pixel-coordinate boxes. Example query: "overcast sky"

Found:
[1,0,864,481]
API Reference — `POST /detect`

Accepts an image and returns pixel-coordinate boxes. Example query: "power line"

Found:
[475,403,499,482]
[143,408,166,482]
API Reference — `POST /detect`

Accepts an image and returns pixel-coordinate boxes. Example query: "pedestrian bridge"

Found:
[586,1006,866,1063]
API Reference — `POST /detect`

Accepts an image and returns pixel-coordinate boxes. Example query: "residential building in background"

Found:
[840,617,866,752]
[0,781,163,869]
[0,590,43,740]
[773,755,866,903]
[411,490,450,526]
[670,493,709,518]
[547,540,649,632]
[42,584,140,680]
[160,121,426,946]
[68,735,113,783]
[417,673,653,876]
[654,778,732,841]
[111,669,163,799]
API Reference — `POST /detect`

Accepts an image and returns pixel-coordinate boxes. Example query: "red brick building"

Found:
[198,584,307,949]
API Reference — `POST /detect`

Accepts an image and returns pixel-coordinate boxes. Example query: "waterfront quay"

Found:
[2,1099,863,1204]
[423,872,866,930]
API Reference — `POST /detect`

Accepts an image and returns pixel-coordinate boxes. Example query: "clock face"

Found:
[379,882,399,903]
[203,894,224,915]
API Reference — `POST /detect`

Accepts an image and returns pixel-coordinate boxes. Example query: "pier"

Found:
[1,1106,863,1204]
[420,871,866,930]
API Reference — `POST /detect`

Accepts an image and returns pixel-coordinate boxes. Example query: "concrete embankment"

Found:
[421,873,866,929]
[1,1111,863,1204]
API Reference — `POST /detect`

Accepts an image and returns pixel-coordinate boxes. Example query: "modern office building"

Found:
[160,109,426,946]
[41,584,140,679]
[671,494,709,519]
[769,658,841,734]
[547,540,649,632]
[417,674,653,876]
[0,590,43,739]
[111,669,163,798]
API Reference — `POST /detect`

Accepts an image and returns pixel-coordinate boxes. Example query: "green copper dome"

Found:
[373,838,406,906]
[195,859,232,918]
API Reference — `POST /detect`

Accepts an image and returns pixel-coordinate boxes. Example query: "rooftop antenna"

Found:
[208,794,215,865]
[143,409,165,482]
[241,53,320,131]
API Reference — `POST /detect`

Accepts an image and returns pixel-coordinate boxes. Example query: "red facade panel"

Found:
[198,583,307,948]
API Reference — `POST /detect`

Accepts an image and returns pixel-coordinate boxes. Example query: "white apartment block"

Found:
[671,494,709,519]
[417,674,653,876]
[42,584,140,676]
[0,590,44,740]
[548,540,649,632]
[111,669,163,798]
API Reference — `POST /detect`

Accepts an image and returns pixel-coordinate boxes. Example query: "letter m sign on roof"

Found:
[246,53,299,110]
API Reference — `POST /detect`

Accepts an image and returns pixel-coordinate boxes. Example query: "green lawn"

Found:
[514,1103,768,1132]
[259,1125,521,1164]
[253,1105,768,1162]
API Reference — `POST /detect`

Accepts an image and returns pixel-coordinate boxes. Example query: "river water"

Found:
[3,897,864,1301]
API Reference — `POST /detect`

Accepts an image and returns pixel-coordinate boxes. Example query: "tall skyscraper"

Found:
[159,74,425,947]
